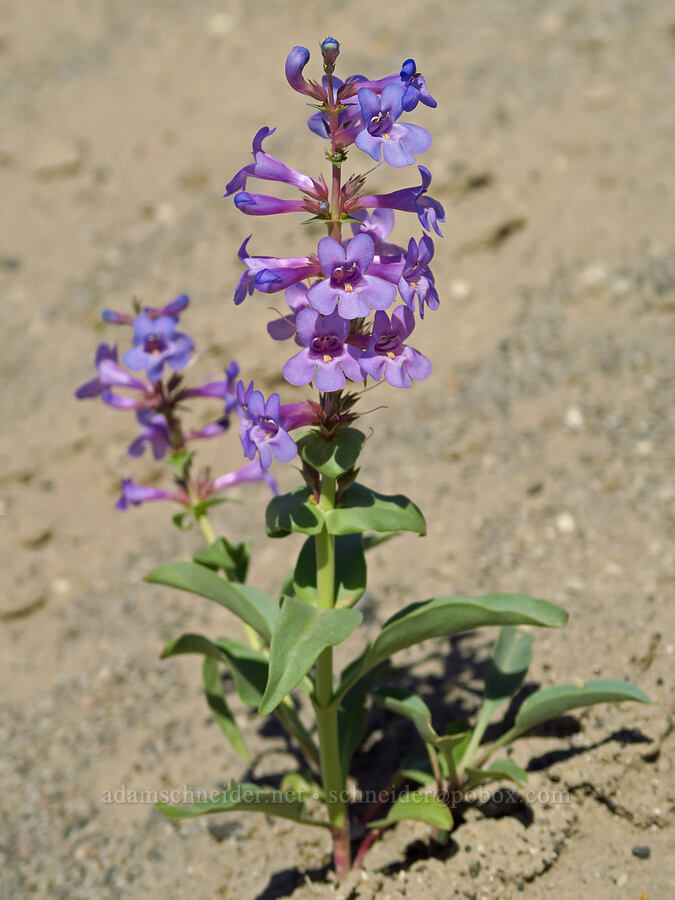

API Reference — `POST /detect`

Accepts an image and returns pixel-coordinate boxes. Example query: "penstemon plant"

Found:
[76,38,648,881]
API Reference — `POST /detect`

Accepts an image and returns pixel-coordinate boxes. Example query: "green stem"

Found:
[313,475,351,877]
[456,703,493,778]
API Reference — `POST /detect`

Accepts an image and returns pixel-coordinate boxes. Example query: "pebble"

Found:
[631,845,651,860]
[32,138,85,180]
[579,263,608,290]
[556,512,576,534]
[564,406,584,430]
[617,873,628,887]
[206,13,233,36]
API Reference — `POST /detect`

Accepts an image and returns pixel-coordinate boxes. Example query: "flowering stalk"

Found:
[76,37,650,887]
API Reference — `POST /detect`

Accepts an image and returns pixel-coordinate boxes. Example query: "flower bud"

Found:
[321,36,340,66]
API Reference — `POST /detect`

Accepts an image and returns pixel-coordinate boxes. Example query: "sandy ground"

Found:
[1,0,674,897]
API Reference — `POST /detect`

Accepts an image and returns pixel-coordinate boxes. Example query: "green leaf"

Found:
[202,658,250,764]
[464,758,528,791]
[485,627,533,705]
[325,484,426,536]
[337,669,379,777]
[265,486,325,538]
[511,679,650,739]
[193,537,250,583]
[145,563,279,643]
[281,772,319,801]
[369,792,453,831]
[160,632,226,663]
[298,428,365,478]
[293,534,367,608]
[156,780,329,827]
[373,687,437,744]
[259,597,362,715]
[361,594,567,676]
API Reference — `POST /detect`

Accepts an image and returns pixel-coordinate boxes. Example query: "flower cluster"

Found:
[225,40,442,468]
[75,296,317,511]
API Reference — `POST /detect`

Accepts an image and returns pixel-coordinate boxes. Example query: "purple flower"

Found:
[225,127,323,198]
[127,410,171,459]
[236,384,298,470]
[355,85,431,167]
[102,294,190,326]
[234,237,321,305]
[75,344,120,398]
[307,234,397,319]
[116,478,187,510]
[211,460,279,497]
[284,46,327,101]
[398,236,440,317]
[233,192,311,217]
[350,165,445,236]
[123,314,194,381]
[282,309,363,392]
[349,209,402,255]
[360,307,432,388]
[267,284,310,342]
[178,360,239,412]
[398,59,437,111]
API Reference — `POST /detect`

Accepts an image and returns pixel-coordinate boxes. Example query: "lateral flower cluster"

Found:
[75,297,317,509]
[226,41,443,470]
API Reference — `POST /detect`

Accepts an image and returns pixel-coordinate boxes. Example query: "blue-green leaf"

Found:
[373,687,437,743]
[202,657,250,764]
[325,484,426,536]
[293,534,367,608]
[361,594,567,675]
[259,597,362,715]
[193,537,250,583]
[156,780,329,827]
[511,679,650,738]
[265,487,325,538]
[368,792,453,830]
[298,428,365,478]
[464,758,528,791]
[337,669,379,777]
[145,563,279,642]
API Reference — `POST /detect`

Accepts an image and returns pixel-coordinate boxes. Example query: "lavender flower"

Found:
[178,360,239,413]
[267,284,310,342]
[123,314,194,381]
[285,46,327,101]
[398,236,440,317]
[355,85,431,167]
[75,344,120,398]
[307,234,397,319]
[102,294,190,326]
[211,460,279,496]
[236,383,298,470]
[360,307,432,388]
[127,411,171,459]
[350,165,445,236]
[282,309,363,391]
[116,478,187,510]
[234,237,321,305]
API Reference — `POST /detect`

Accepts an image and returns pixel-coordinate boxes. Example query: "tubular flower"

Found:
[282,309,363,391]
[349,165,445,236]
[267,284,311,342]
[123,314,194,381]
[360,307,432,388]
[354,85,431,167]
[234,237,321,305]
[236,383,298,470]
[398,236,440,317]
[285,46,327,101]
[307,234,397,319]
[127,411,172,459]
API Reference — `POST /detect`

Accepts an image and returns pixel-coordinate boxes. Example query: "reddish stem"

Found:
[353,826,385,869]
[331,825,351,881]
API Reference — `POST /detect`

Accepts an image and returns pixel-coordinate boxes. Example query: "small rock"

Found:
[635,441,652,457]
[631,845,650,860]
[564,406,584,430]
[32,138,85,180]
[616,873,628,887]
[579,263,608,290]
[556,512,576,534]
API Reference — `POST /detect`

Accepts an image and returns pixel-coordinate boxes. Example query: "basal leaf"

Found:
[259,597,362,715]
[293,534,367,608]
[145,562,278,643]
[265,487,325,538]
[156,780,329,827]
[368,792,453,831]
[373,686,437,744]
[325,484,426,536]
[511,679,650,738]
[464,758,528,791]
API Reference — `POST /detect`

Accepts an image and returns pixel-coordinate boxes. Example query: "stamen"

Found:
[345,283,353,292]
[323,354,331,362]
[387,351,396,360]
